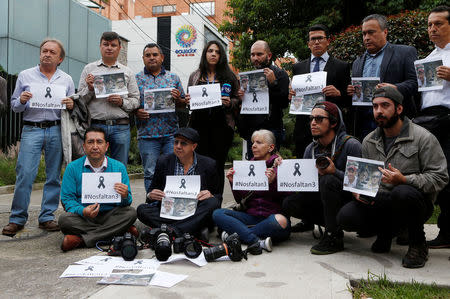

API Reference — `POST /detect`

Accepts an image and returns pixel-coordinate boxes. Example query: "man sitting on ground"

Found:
[59,127,137,251]
[137,128,220,241]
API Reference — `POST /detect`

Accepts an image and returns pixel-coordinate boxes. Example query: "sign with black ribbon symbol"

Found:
[252,91,258,103]
[202,87,208,97]
[134,260,143,265]
[293,163,301,176]
[305,75,312,82]
[97,176,105,189]
[179,178,186,189]
[85,266,94,271]
[248,164,256,176]
[45,87,52,98]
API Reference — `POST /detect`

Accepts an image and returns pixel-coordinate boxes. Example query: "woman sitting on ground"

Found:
[212,129,291,253]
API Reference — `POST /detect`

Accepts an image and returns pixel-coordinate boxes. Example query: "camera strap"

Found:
[331,135,353,162]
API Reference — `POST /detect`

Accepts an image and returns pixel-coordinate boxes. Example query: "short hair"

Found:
[309,24,329,38]
[84,127,107,142]
[40,38,66,61]
[100,31,121,45]
[362,14,388,30]
[430,5,450,22]
[251,129,276,149]
[143,43,163,55]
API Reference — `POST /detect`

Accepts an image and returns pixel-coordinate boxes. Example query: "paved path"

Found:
[1,178,449,298]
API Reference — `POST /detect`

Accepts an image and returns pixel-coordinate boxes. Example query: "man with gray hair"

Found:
[347,14,418,140]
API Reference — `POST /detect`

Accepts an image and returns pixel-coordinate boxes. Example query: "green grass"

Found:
[0,156,46,186]
[352,272,450,299]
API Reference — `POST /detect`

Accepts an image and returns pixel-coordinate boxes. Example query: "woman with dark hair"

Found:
[185,40,240,198]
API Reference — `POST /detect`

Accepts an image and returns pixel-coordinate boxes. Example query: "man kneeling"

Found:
[136,128,220,241]
[59,127,136,251]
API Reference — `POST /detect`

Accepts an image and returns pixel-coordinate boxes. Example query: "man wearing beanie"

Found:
[337,86,448,268]
[282,101,361,255]
[136,128,221,242]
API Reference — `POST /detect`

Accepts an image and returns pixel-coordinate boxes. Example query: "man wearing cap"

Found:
[344,163,359,188]
[78,31,139,166]
[282,101,362,255]
[337,86,448,268]
[418,5,450,250]
[136,128,220,240]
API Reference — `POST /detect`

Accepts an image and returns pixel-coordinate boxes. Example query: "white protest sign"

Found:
[232,160,268,191]
[159,253,208,267]
[239,70,269,114]
[29,83,67,109]
[60,264,115,278]
[343,156,384,197]
[150,271,188,288]
[351,77,380,106]
[92,70,128,98]
[144,87,175,113]
[292,71,327,96]
[164,175,200,199]
[81,172,122,204]
[414,57,444,92]
[189,83,222,110]
[75,255,160,271]
[277,159,319,192]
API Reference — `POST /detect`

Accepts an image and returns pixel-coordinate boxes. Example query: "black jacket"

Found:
[148,153,222,203]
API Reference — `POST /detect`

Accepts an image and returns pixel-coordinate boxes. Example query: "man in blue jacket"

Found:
[59,127,136,251]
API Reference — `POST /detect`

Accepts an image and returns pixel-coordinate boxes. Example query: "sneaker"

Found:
[221,231,229,242]
[291,221,314,233]
[38,220,60,232]
[246,237,272,255]
[259,237,272,252]
[427,232,450,249]
[402,243,428,268]
[2,223,24,236]
[310,232,344,255]
[371,236,392,253]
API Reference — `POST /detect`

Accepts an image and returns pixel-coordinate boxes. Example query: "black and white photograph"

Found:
[160,197,197,220]
[414,57,444,91]
[92,71,128,98]
[351,77,380,106]
[239,70,269,114]
[343,156,384,197]
[289,93,324,115]
[144,88,175,113]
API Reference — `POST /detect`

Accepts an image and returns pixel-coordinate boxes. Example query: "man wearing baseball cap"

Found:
[136,128,221,241]
[337,86,448,268]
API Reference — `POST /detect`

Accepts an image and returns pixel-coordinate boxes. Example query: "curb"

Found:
[0,173,145,196]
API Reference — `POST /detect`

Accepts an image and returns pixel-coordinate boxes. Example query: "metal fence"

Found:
[0,72,22,152]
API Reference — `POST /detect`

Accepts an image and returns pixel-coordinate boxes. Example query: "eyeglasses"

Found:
[309,115,329,123]
[309,36,327,43]
[174,140,192,146]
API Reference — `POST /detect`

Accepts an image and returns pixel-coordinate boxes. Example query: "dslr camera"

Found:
[203,233,247,262]
[108,232,138,261]
[173,233,203,259]
[315,154,330,169]
[142,224,176,261]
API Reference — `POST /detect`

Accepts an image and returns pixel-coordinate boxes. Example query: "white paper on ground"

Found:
[60,264,115,278]
[150,271,188,288]
[158,253,208,267]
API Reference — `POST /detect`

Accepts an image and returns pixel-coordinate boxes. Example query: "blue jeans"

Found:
[213,209,290,244]
[10,125,62,225]
[138,135,174,192]
[91,124,130,166]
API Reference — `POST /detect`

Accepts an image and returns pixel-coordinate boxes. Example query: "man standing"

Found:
[282,101,361,254]
[292,24,351,157]
[0,76,6,112]
[78,31,139,166]
[347,14,418,139]
[59,127,136,251]
[137,128,220,240]
[135,43,185,192]
[238,40,289,158]
[337,87,448,268]
[418,5,450,249]
[2,39,75,236]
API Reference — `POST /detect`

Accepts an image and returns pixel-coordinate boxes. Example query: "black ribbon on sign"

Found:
[98,176,105,189]
[85,266,94,271]
[179,178,186,189]
[252,92,258,103]
[45,87,52,98]
[248,164,256,176]
[305,75,312,82]
[202,87,208,97]
[134,260,143,265]
[293,163,301,176]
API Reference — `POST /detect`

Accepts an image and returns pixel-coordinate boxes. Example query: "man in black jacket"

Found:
[292,24,351,158]
[238,40,289,159]
[136,128,220,239]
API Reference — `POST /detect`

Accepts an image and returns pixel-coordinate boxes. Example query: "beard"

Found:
[375,112,399,128]
[254,57,271,69]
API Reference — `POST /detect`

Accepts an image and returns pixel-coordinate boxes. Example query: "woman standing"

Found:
[185,41,240,198]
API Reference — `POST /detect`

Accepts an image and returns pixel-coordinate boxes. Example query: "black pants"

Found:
[337,185,433,245]
[136,197,219,235]
[282,174,352,233]
[294,115,312,158]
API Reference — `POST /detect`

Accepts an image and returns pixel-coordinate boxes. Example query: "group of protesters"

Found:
[1,5,449,269]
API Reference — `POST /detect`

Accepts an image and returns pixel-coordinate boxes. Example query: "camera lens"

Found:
[184,240,202,259]
[203,244,228,262]
[155,232,172,261]
[121,239,138,261]
[315,156,330,169]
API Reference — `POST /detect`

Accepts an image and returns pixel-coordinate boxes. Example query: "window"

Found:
[190,1,215,16]
[152,5,176,15]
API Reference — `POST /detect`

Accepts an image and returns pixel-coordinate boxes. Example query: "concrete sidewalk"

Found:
[1,178,449,298]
